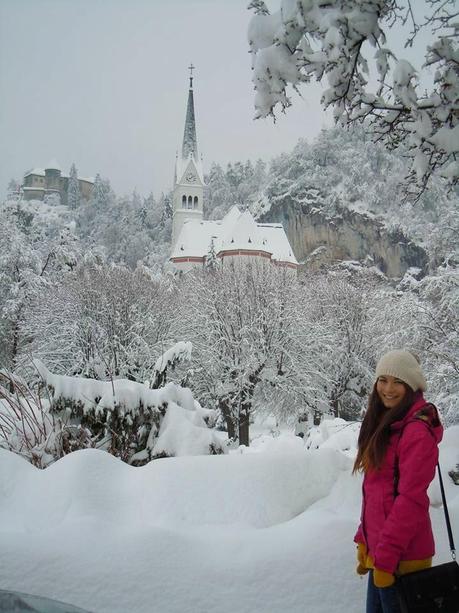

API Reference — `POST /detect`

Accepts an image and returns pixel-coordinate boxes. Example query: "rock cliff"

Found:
[258,196,428,278]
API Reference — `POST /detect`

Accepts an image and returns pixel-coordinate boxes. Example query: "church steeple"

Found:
[171,65,205,250]
[182,63,198,161]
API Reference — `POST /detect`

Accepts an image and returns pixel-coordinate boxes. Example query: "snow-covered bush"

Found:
[0,371,92,468]
[35,358,224,466]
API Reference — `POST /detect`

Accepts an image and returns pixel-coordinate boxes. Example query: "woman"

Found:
[353,350,443,613]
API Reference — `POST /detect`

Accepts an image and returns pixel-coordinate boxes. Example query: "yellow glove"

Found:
[373,568,395,588]
[356,543,369,575]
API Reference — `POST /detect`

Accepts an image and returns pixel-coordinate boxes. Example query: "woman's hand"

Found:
[356,543,369,575]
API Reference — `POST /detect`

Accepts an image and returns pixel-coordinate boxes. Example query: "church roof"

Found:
[171,205,298,266]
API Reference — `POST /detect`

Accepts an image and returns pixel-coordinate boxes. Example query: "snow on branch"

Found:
[152,341,192,389]
[248,0,459,195]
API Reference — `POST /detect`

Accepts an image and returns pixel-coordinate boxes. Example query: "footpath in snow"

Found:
[0,424,458,613]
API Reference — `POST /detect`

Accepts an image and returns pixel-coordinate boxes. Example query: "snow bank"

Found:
[0,429,457,613]
[306,417,361,459]
[0,446,351,531]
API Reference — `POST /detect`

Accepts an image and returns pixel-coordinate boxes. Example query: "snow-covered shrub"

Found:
[35,358,224,466]
[0,371,93,468]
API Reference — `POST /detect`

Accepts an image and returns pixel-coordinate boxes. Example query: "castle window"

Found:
[194,196,198,208]
[182,195,186,208]
[188,196,193,209]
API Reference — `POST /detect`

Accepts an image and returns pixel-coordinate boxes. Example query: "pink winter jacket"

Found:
[354,393,443,574]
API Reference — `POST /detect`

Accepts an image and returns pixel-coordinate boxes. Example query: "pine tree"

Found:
[67,163,81,210]
[91,174,109,208]
[6,179,20,201]
[205,239,219,272]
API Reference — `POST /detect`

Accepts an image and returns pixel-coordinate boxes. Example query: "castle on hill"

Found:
[21,161,94,205]
[170,67,298,273]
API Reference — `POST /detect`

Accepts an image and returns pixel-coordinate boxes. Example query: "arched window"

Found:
[188,196,193,209]
[194,196,198,208]
[182,195,186,208]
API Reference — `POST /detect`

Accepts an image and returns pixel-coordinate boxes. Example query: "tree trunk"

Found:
[219,397,236,441]
[238,403,250,447]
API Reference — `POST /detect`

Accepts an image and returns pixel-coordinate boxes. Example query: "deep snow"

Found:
[0,425,458,613]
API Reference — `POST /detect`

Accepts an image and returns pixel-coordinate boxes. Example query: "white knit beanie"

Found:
[375,350,427,392]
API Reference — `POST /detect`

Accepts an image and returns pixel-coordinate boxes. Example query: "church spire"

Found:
[181,64,198,161]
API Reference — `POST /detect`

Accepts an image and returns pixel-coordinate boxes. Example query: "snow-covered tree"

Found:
[412,265,459,425]
[6,178,20,201]
[248,0,458,193]
[90,173,111,209]
[23,262,175,382]
[177,261,317,445]
[43,192,61,206]
[205,239,219,272]
[0,200,81,370]
[67,162,81,210]
[301,270,387,419]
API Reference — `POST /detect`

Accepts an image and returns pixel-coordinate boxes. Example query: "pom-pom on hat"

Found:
[375,350,427,392]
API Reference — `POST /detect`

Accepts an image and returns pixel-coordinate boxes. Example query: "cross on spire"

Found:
[188,63,195,89]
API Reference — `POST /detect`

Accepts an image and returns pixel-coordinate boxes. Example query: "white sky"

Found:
[0,0,434,199]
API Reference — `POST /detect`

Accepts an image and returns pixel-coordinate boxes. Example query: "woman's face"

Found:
[376,375,407,409]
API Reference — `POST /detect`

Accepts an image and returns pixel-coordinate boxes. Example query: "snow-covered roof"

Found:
[219,209,266,252]
[257,223,297,264]
[46,159,61,171]
[171,205,298,265]
[23,168,94,183]
[171,218,221,259]
[24,168,45,178]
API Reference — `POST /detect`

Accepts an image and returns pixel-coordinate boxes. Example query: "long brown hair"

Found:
[353,383,415,473]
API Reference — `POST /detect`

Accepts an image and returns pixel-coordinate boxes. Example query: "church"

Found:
[169,68,298,273]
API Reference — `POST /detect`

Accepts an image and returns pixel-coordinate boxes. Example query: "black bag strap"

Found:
[437,462,457,561]
[393,420,456,562]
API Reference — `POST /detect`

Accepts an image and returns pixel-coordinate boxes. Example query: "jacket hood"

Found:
[391,392,443,444]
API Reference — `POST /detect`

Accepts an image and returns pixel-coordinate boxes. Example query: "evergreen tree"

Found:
[67,163,81,210]
[7,178,20,201]
[91,174,110,208]
[205,239,219,272]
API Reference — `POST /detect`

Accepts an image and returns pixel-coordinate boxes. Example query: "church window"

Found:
[188,196,193,209]
[182,195,186,208]
[194,196,198,208]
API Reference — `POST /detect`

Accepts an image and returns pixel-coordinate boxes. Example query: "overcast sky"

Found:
[0,0,434,199]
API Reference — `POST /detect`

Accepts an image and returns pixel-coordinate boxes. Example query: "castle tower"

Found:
[171,65,205,248]
[44,159,62,197]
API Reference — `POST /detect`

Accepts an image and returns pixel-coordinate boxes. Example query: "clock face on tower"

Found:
[185,172,197,183]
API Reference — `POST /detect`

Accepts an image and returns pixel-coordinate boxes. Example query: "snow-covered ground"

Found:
[0,424,458,613]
